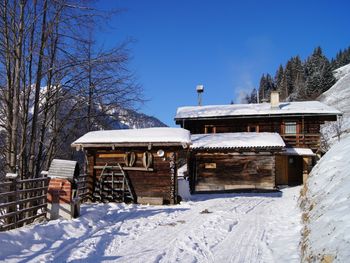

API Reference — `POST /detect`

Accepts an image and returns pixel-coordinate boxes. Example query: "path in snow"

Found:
[0,187,301,263]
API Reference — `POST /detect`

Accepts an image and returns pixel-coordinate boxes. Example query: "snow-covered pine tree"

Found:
[246,88,258,104]
[275,65,285,99]
[258,74,274,102]
[304,47,332,99]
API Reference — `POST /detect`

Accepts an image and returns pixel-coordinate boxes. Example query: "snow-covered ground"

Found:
[301,135,350,262]
[302,63,350,262]
[0,187,301,263]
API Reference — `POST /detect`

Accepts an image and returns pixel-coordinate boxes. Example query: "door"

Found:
[275,155,288,185]
[287,156,303,185]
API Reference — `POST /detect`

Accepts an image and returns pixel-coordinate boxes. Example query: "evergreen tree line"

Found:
[246,46,350,103]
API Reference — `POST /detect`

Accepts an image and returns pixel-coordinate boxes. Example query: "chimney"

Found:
[270,91,280,109]
[196,85,204,106]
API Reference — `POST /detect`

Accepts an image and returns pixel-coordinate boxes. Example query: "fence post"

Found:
[7,175,18,229]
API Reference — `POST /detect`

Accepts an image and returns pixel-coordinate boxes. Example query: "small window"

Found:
[285,122,297,134]
[205,125,216,134]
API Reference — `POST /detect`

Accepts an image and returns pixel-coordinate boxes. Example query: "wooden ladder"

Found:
[93,163,136,203]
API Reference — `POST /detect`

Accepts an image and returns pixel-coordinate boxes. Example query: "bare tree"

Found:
[0,0,143,179]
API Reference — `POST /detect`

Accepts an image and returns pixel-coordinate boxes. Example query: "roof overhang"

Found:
[175,112,341,123]
[280,147,316,156]
[71,142,191,150]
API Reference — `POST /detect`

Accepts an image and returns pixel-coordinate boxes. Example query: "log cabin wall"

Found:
[85,146,182,204]
[181,115,336,151]
[189,151,276,192]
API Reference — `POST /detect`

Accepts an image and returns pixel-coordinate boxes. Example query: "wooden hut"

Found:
[71,128,191,205]
[189,132,285,192]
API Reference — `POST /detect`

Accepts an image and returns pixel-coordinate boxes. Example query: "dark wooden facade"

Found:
[85,146,184,205]
[176,113,339,189]
[177,115,336,152]
[189,150,278,192]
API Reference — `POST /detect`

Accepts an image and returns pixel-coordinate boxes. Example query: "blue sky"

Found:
[95,0,350,126]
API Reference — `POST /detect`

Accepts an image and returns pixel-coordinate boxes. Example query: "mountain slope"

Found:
[319,63,350,147]
[301,134,350,262]
[111,108,167,129]
[302,63,350,262]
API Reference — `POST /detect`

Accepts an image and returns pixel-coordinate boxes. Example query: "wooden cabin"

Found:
[71,128,191,205]
[175,91,342,188]
[189,133,285,192]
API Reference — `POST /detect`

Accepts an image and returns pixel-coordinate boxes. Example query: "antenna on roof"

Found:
[196,85,204,106]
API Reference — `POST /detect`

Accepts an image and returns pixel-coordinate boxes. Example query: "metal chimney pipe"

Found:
[196,85,204,106]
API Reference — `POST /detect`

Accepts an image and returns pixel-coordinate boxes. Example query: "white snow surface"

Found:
[319,63,350,141]
[333,63,350,80]
[284,147,315,156]
[177,164,191,201]
[302,135,350,262]
[191,132,285,149]
[72,127,191,146]
[0,187,302,263]
[176,101,341,119]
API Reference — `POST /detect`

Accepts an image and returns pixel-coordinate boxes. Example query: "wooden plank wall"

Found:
[86,147,181,204]
[192,152,276,191]
[181,116,333,150]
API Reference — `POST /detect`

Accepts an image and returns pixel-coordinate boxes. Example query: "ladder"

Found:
[93,163,136,203]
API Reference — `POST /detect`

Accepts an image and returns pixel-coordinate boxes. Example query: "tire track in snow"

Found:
[212,198,274,263]
[104,201,223,263]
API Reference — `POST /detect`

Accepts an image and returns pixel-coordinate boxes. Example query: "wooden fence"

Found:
[0,172,89,232]
[76,174,88,200]
[0,175,49,231]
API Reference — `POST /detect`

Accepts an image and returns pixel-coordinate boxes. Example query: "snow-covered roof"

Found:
[191,132,285,150]
[283,147,315,156]
[175,101,342,120]
[71,127,191,148]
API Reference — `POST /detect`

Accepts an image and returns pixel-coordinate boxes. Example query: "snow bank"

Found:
[176,101,341,119]
[191,132,285,149]
[72,127,191,146]
[301,136,350,262]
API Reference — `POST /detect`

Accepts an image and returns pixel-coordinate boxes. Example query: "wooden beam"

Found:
[93,165,154,172]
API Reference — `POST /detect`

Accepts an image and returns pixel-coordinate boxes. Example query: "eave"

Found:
[175,112,342,124]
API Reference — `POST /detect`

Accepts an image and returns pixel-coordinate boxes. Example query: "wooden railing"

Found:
[0,176,49,231]
[281,133,320,149]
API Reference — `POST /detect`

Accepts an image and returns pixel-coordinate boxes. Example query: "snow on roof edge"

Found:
[175,101,342,120]
[191,132,285,149]
[71,127,192,148]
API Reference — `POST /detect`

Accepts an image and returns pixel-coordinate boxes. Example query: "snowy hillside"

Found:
[301,135,350,262]
[319,63,350,146]
[303,65,350,261]
[113,108,167,129]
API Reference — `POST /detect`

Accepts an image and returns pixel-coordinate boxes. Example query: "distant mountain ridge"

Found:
[110,107,167,129]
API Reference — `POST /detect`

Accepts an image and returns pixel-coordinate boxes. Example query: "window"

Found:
[285,122,297,134]
[205,125,216,134]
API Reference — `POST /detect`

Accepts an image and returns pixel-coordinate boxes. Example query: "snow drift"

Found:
[302,63,350,262]
[301,135,350,262]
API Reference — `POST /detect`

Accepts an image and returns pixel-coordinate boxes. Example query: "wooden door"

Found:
[275,155,288,185]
